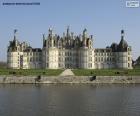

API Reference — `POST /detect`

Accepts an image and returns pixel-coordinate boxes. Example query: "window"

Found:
[128,63,130,67]
[95,57,97,61]
[30,58,32,62]
[88,63,92,68]
[107,57,109,61]
[89,51,92,55]
[128,48,130,51]
[112,58,115,61]
[98,58,100,62]
[101,57,103,61]
[101,53,103,56]
[59,58,61,62]
[89,57,92,61]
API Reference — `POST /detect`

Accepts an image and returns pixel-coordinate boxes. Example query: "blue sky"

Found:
[0,0,140,61]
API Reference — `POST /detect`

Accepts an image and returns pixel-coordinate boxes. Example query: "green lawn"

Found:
[0,69,63,76]
[0,68,140,76]
[72,69,140,76]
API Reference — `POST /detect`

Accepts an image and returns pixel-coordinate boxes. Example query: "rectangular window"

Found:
[101,57,103,61]
[98,58,100,62]
[59,58,61,62]
[88,63,92,68]
[128,63,130,67]
[95,57,97,61]
[89,51,92,55]
[107,57,109,61]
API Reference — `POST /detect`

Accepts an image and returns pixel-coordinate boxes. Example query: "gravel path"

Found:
[59,69,75,76]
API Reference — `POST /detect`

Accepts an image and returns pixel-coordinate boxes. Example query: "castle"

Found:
[7,27,133,69]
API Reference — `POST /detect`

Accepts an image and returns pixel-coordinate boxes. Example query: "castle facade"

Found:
[7,28,133,69]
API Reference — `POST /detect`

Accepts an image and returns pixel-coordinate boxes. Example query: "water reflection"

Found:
[0,84,140,116]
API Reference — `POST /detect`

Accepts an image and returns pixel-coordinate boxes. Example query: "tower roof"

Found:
[118,38,128,52]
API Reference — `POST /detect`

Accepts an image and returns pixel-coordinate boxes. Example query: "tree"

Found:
[0,61,7,68]
[136,56,140,65]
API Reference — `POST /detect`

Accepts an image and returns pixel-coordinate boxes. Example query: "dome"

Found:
[118,38,128,52]
[110,43,118,52]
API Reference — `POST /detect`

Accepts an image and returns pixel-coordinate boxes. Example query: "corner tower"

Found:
[116,30,133,69]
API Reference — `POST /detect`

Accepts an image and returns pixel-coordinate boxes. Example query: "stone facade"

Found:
[7,28,133,69]
[0,76,140,84]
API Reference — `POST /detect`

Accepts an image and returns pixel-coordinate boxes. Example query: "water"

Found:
[0,84,140,116]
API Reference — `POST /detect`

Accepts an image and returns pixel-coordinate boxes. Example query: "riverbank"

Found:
[0,75,140,84]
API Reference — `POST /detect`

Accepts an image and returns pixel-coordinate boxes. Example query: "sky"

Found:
[0,0,140,61]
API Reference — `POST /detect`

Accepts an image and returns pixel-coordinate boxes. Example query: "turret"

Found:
[66,26,70,38]
[90,35,93,40]
[13,29,17,41]
[116,30,130,69]
[43,34,46,47]
[118,30,128,52]
[48,28,54,47]
[48,28,53,36]
[83,28,87,38]
[71,32,74,39]
[13,29,18,46]
[83,28,87,47]
[121,29,124,40]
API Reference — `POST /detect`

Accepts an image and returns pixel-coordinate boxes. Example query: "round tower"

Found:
[83,28,87,47]
[7,29,20,69]
[79,29,89,69]
[117,30,128,69]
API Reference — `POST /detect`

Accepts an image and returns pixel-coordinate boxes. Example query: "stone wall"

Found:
[0,76,140,84]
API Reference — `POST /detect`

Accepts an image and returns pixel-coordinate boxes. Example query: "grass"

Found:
[133,65,140,69]
[0,68,63,76]
[72,68,140,76]
[0,68,140,76]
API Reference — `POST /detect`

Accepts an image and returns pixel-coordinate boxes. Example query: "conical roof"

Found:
[118,38,128,52]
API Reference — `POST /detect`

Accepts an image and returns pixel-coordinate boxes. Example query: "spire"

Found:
[83,28,87,38]
[43,34,45,40]
[48,27,53,36]
[121,29,124,40]
[43,33,45,43]
[48,28,54,47]
[83,28,87,47]
[63,32,65,38]
[118,30,128,52]
[90,35,93,39]
[66,26,70,38]
[83,28,87,33]
[14,29,18,41]
[71,32,74,39]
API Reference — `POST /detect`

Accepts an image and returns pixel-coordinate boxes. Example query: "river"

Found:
[0,84,140,116]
